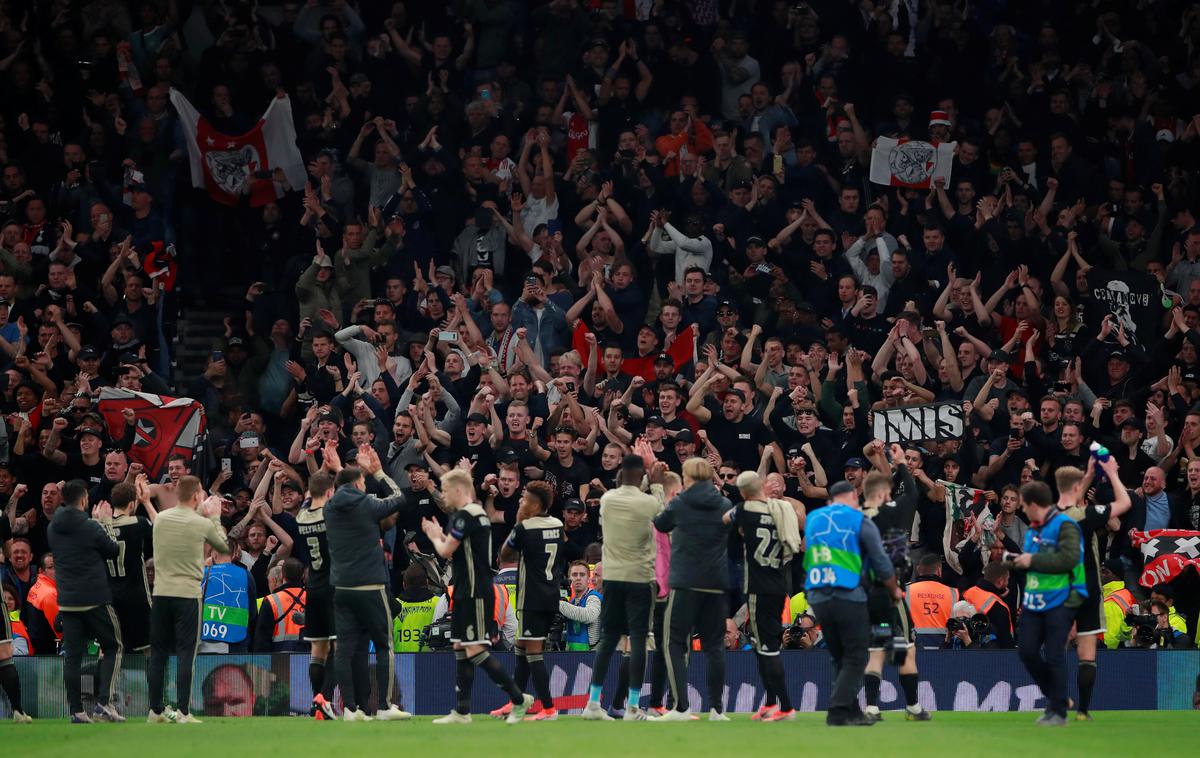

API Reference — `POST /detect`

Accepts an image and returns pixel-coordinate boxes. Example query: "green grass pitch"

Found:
[6,711,1194,757]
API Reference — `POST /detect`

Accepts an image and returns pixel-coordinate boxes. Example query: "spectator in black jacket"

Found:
[47,479,124,723]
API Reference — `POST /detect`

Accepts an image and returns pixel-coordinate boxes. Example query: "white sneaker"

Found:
[624,707,655,721]
[656,709,694,722]
[174,712,202,724]
[708,709,730,722]
[94,704,126,723]
[146,709,168,724]
[342,708,373,722]
[580,701,614,721]
[433,710,472,724]
[506,694,534,724]
[13,710,32,724]
[375,705,412,721]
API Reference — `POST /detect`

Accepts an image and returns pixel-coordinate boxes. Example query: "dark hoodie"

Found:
[654,481,732,592]
[325,474,407,588]
[47,506,120,608]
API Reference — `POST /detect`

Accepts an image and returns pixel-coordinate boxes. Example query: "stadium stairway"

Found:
[174,285,244,391]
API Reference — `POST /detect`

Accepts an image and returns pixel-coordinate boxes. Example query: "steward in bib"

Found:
[1008,481,1087,726]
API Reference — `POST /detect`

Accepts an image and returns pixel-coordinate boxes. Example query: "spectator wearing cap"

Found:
[42,419,112,488]
[295,245,341,324]
[561,498,596,565]
[1113,418,1156,485]
[217,334,266,410]
[1085,343,1148,402]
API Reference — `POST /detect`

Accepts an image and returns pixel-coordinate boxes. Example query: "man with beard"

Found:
[384,412,424,487]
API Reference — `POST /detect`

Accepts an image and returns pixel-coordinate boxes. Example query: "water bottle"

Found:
[1090,442,1109,483]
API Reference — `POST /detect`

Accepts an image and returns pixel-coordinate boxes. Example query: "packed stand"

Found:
[1,0,1200,714]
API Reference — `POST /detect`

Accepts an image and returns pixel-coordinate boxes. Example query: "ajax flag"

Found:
[170,88,306,206]
[870,138,956,189]
[98,387,207,479]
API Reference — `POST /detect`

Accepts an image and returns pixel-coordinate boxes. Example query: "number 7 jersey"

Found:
[505,515,565,611]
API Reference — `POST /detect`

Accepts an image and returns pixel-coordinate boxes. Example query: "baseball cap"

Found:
[349,72,370,85]
[674,430,694,444]
[844,457,868,470]
[435,265,457,281]
[562,498,585,512]
[717,299,739,312]
[318,407,343,426]
[645,415,665,427]
[466,412,489,424]
[786,445,804,458]
[1119,418,1143,432]
[654,353,673,365]
[828,481,856,498]
[988,349,1011,363]
[497,448,519,464]
[746,235,766,247]
[77,426,105,439]
[280,479,305,493]
[314,253,334,268]
[1108,348,1129,361]
[112,313,134,327]
[1156,129,1176,143]
[227,336,245,348]
[405,460,431,472]
[77,346,100,360]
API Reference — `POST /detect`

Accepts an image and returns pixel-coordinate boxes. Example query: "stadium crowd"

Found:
[2,0,1200,722]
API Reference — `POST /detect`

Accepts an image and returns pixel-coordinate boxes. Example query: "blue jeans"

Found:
[1017,604,1074,716]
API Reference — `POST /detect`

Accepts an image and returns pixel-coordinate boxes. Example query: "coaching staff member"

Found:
[325,446,410,722]
[1009,480,1086,726]
[147,476,230,724]
[803,481,901,727]
[49,480,124,723]
[655,457,733,721]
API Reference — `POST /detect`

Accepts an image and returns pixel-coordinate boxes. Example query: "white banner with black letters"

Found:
[872,402,964,443]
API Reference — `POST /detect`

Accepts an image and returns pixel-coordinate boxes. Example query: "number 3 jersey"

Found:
[734,500,789,596]
[105,514,153,603]
[505,515,565,611]
[296,502,330,587]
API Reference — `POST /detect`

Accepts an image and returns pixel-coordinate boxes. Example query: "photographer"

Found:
[1127,599,1191,649]
[782,613,825,650]
[943,601,995,649]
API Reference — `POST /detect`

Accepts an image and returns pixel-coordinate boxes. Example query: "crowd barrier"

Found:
[2,650,1196,718]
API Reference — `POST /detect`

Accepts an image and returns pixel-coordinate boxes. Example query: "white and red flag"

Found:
[170,88,306,206]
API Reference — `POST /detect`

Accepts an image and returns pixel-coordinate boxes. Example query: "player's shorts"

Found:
[598,580,655,638]
[0,605,11,645]
[1074,585,1103,636]
[112,597,152,651]
[746,593,785,655]
[518,609,555,641]
[451,588,499,646]
[868,584,914,650]
[303,582,337,641]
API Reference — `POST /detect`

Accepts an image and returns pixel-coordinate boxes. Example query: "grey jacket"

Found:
[325,473,407,588]
[48,506,120,607]
[654,481,731,592]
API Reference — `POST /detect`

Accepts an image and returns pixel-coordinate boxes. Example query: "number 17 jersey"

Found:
[506,515,565,612]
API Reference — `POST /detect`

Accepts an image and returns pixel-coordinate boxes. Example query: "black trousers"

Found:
[334,587,395,713]
[663,588,727,713]
[1017,605,1074,717]
[61,605,123,713]
[811,598,870,722]
[148,596,201,715]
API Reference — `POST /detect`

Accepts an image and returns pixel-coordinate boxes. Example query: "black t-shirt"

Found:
[544,456,592,509]
[505,515,565,612]
[397,487,446,556]
[449,505,493,598]
[705,413,774,471]
[448,436,498,484]
[734,500,789,597]
[64,451,105,490]
[106,514,153,603]
[848,313,889,356]
[562,522,598,564]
